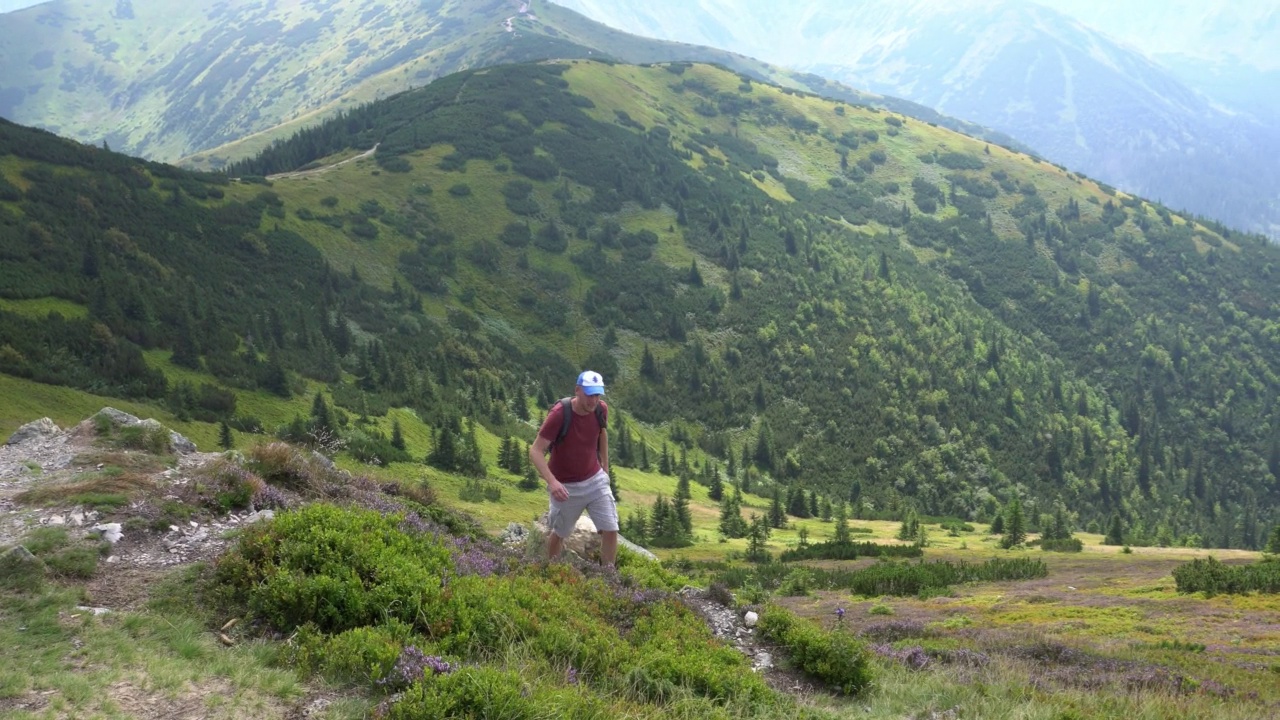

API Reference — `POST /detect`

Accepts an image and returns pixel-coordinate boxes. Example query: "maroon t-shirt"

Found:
[537,400,608,483]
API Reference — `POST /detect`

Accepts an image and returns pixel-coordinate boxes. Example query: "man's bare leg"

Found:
[600,530,618,567]
[547,532,565,560]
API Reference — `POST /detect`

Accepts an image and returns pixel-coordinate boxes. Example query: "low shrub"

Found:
[757,605,873,694]
[287,620,414,685]
[1172,556,1280,596]
[1041,538,1084,553]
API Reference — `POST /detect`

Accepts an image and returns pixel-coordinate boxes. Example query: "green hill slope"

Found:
[1,61,1278,551]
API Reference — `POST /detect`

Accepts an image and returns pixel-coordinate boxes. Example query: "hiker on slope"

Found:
[529,370,618,567]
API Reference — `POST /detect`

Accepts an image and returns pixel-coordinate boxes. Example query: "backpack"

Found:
[550,397,606,449]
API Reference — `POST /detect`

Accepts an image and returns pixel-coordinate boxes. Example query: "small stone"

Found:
[74,606,111,616]
[69,511,85,526]
[169,525,180,533]
[169,548,179,554]
[92,523,122,544]
[106,556,118,563]
[189,521,198,528]
[48,515,65,526]
[743,611,759,627]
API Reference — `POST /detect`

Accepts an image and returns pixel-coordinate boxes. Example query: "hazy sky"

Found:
[0,0,42,12]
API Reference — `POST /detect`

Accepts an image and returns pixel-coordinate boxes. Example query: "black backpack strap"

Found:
[551,397,574,448]
[595,405,606,429]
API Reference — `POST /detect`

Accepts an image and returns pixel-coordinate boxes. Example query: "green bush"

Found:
[1172,556,1280,596]
[214,504,453,633]
[288,620,413,685]
[757,605,873,695]
[1041,538,1083,552]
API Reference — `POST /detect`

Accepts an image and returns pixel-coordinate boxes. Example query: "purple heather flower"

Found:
[377,646,453,690]
[567,667,579,685]
[836,607,846,621]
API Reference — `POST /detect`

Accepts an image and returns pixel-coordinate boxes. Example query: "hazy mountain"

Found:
[3,61,1277,544]
[552,0,1280,239]
[0,0,807,165]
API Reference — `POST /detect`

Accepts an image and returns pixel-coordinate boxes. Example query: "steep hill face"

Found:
[552,0,1280,240]
[1,62,1278,548]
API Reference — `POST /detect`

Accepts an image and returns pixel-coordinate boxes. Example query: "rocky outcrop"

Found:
[5,418,60,446]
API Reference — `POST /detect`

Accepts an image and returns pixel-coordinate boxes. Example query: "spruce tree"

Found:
[217,421,234,450]
[674,474,693,533]
[659,443,671,475]
[990,512,1005,535]
[1104,514,1125,546]
[719,484,747,538]
[391,418,407,452]
[310,391,334,437]
[745,513,771,562]
[833,501,851,544]
[1000,498,1026,549]
[1266,525,1280,555]
[708,469,724,501]
[768,486,786,529]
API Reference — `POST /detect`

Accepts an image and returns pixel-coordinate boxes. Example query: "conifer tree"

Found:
[310,391,334,436]
[896,508,920,541]
[768,486,786,529]
[391,419,406,452]
[659,442,671,475]
[1000,498,1026,549]
[833,501,851,544]
[217,421,234,450]
[708,468,724,501]
[719,483,747,538]
[674,474,693,533]
[989,512,1005,535]
[1104,513,1125,546]
[746,513,771,562]
[1266,525,1280,555]
[639,441,650,471]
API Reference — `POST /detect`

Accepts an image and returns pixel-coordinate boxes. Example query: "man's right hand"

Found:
[548,478,569,502]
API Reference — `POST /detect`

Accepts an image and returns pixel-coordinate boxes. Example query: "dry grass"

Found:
[72,451,172,474]
[15,471,155,506]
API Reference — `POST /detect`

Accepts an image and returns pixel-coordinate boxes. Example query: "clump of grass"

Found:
[13,526,102,580]
[244,442,319,492]
[15,472,154,508]
[868,602,895,616]
[190,458,265,512]
[115,423,171,454]
[73,451,171,474]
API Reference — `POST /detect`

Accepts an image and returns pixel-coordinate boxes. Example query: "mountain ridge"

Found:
[550,0,1280,240]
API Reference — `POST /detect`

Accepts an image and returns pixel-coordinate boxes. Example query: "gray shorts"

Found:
[547,469,618,537]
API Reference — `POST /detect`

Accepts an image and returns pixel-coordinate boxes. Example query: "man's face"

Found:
[575,385,602,411]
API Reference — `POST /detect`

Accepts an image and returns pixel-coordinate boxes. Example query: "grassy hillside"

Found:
[2,60,1279,555]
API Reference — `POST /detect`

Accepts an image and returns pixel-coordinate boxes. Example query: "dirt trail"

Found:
[265,143,379,181]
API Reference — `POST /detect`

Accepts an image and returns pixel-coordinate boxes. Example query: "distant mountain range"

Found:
[0,0,1021,170]
[552,0,1280,240]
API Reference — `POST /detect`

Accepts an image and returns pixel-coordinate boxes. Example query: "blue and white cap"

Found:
[576,370,605,396]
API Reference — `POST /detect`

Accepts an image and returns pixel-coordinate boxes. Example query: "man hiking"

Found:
[529,370,618,566]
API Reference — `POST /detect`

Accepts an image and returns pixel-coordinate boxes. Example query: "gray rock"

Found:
[619,534,657,561]
[5,418,60,446]
[92,523,122,544]
[0,546,46,588]
[96,407,141,426]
